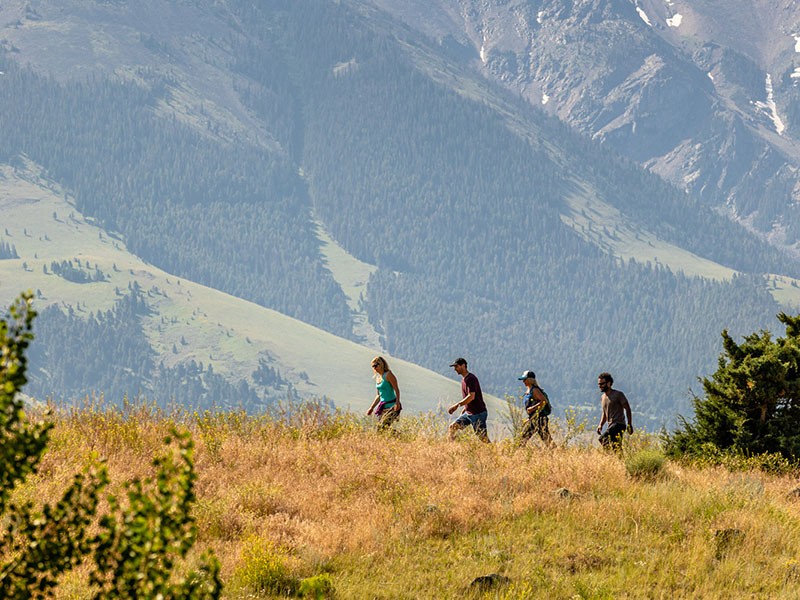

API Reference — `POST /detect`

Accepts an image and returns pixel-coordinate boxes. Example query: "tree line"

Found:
[26,291,282,410]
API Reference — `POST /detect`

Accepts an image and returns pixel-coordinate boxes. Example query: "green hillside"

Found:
[0,159,496,418]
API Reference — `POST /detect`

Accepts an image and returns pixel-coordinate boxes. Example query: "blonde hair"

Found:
[371,356,390,374]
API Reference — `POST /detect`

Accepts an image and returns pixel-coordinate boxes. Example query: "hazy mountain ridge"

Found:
[0,0,281,150]
[370,0,800,250]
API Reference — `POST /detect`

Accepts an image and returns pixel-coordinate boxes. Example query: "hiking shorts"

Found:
[454,411,488,437]
[599,422,626,449]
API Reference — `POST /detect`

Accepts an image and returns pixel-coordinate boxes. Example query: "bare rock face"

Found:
[372,0,800,252]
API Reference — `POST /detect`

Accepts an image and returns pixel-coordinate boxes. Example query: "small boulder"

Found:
[714,528,744,559]
[470,573,510,591]
[553,488,571,499]
[553,487,581,499]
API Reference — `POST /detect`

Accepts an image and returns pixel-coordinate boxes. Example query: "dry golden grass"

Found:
[17,402,800,599]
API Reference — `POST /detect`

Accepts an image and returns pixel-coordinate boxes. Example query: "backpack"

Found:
[537,387,552,417]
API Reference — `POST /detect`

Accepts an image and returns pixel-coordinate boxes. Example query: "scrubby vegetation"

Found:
[0,294,221,599]
[667,312,800,461]
[7,401,798,599]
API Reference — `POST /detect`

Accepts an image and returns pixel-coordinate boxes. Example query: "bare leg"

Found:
[449,421,465,441]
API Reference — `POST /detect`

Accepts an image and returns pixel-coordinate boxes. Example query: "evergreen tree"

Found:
[667,312,800,458]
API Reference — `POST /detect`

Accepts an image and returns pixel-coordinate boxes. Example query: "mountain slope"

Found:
[370,0,800,251]
[0,0,798,425]
[0,158,484,415]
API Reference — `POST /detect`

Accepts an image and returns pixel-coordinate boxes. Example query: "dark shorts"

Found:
[599,422,626,450]
[454,411,488,437]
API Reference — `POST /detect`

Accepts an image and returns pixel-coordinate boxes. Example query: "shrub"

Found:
[624,450,667,481]
[235,534,297,595]
[679,445,799,476]
[298,573,334,599]
[0,292,221,599]
[499,393,528,441]
[666,312,800,460]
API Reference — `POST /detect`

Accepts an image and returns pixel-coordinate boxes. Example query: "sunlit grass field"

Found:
[22,401,800,599]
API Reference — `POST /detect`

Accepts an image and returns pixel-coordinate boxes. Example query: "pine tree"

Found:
[667,312,800,458]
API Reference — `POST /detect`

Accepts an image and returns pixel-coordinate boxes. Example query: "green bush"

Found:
[0,292,221,599]
[298,573,334,599]
[679,444,799,475]
[666,313,800,460]
[235,534,298,595]
[625,450,667,481]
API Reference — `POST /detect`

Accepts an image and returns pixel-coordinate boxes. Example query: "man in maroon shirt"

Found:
[447,358,490,442]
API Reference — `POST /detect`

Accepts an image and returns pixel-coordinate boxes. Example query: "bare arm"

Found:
[367,392,380,416]
[448,391,474,415]
[386,371,402,412]
[527,388,547,414]
[623,397,633,432]
[596,409,607,434]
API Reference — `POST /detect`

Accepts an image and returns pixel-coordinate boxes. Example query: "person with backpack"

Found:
[517,370,553,447]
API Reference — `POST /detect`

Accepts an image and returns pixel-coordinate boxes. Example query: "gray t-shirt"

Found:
[601,389,629,426]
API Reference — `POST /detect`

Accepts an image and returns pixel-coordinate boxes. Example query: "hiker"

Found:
[366,356,401,430]
[595,372,632,451]
[517,370,553,447]
[447,358,490,442]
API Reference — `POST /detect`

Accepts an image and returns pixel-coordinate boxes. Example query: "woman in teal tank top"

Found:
[366,356,402,430]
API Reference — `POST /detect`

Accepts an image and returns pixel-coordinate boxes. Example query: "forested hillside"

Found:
[0,56,353,340]
[27,291,265,409]
[1,0,798,422]
[233,1,788,420]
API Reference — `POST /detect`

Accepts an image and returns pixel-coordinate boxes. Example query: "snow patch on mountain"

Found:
[636,6,652,26]
[753,74,785,135]
[542,92,550,104]
[333,58,359,76]
[666,13,682,27]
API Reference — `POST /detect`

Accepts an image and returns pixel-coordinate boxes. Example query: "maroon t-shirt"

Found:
[462,372,487,414]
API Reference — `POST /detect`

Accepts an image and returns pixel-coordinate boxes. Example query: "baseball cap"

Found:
[449,358,467,367]
[518,370,536,380]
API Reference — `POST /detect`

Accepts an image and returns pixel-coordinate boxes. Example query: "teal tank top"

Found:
[377,373,396,404]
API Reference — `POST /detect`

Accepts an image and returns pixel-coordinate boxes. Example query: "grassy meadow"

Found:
[18,402,800,600]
